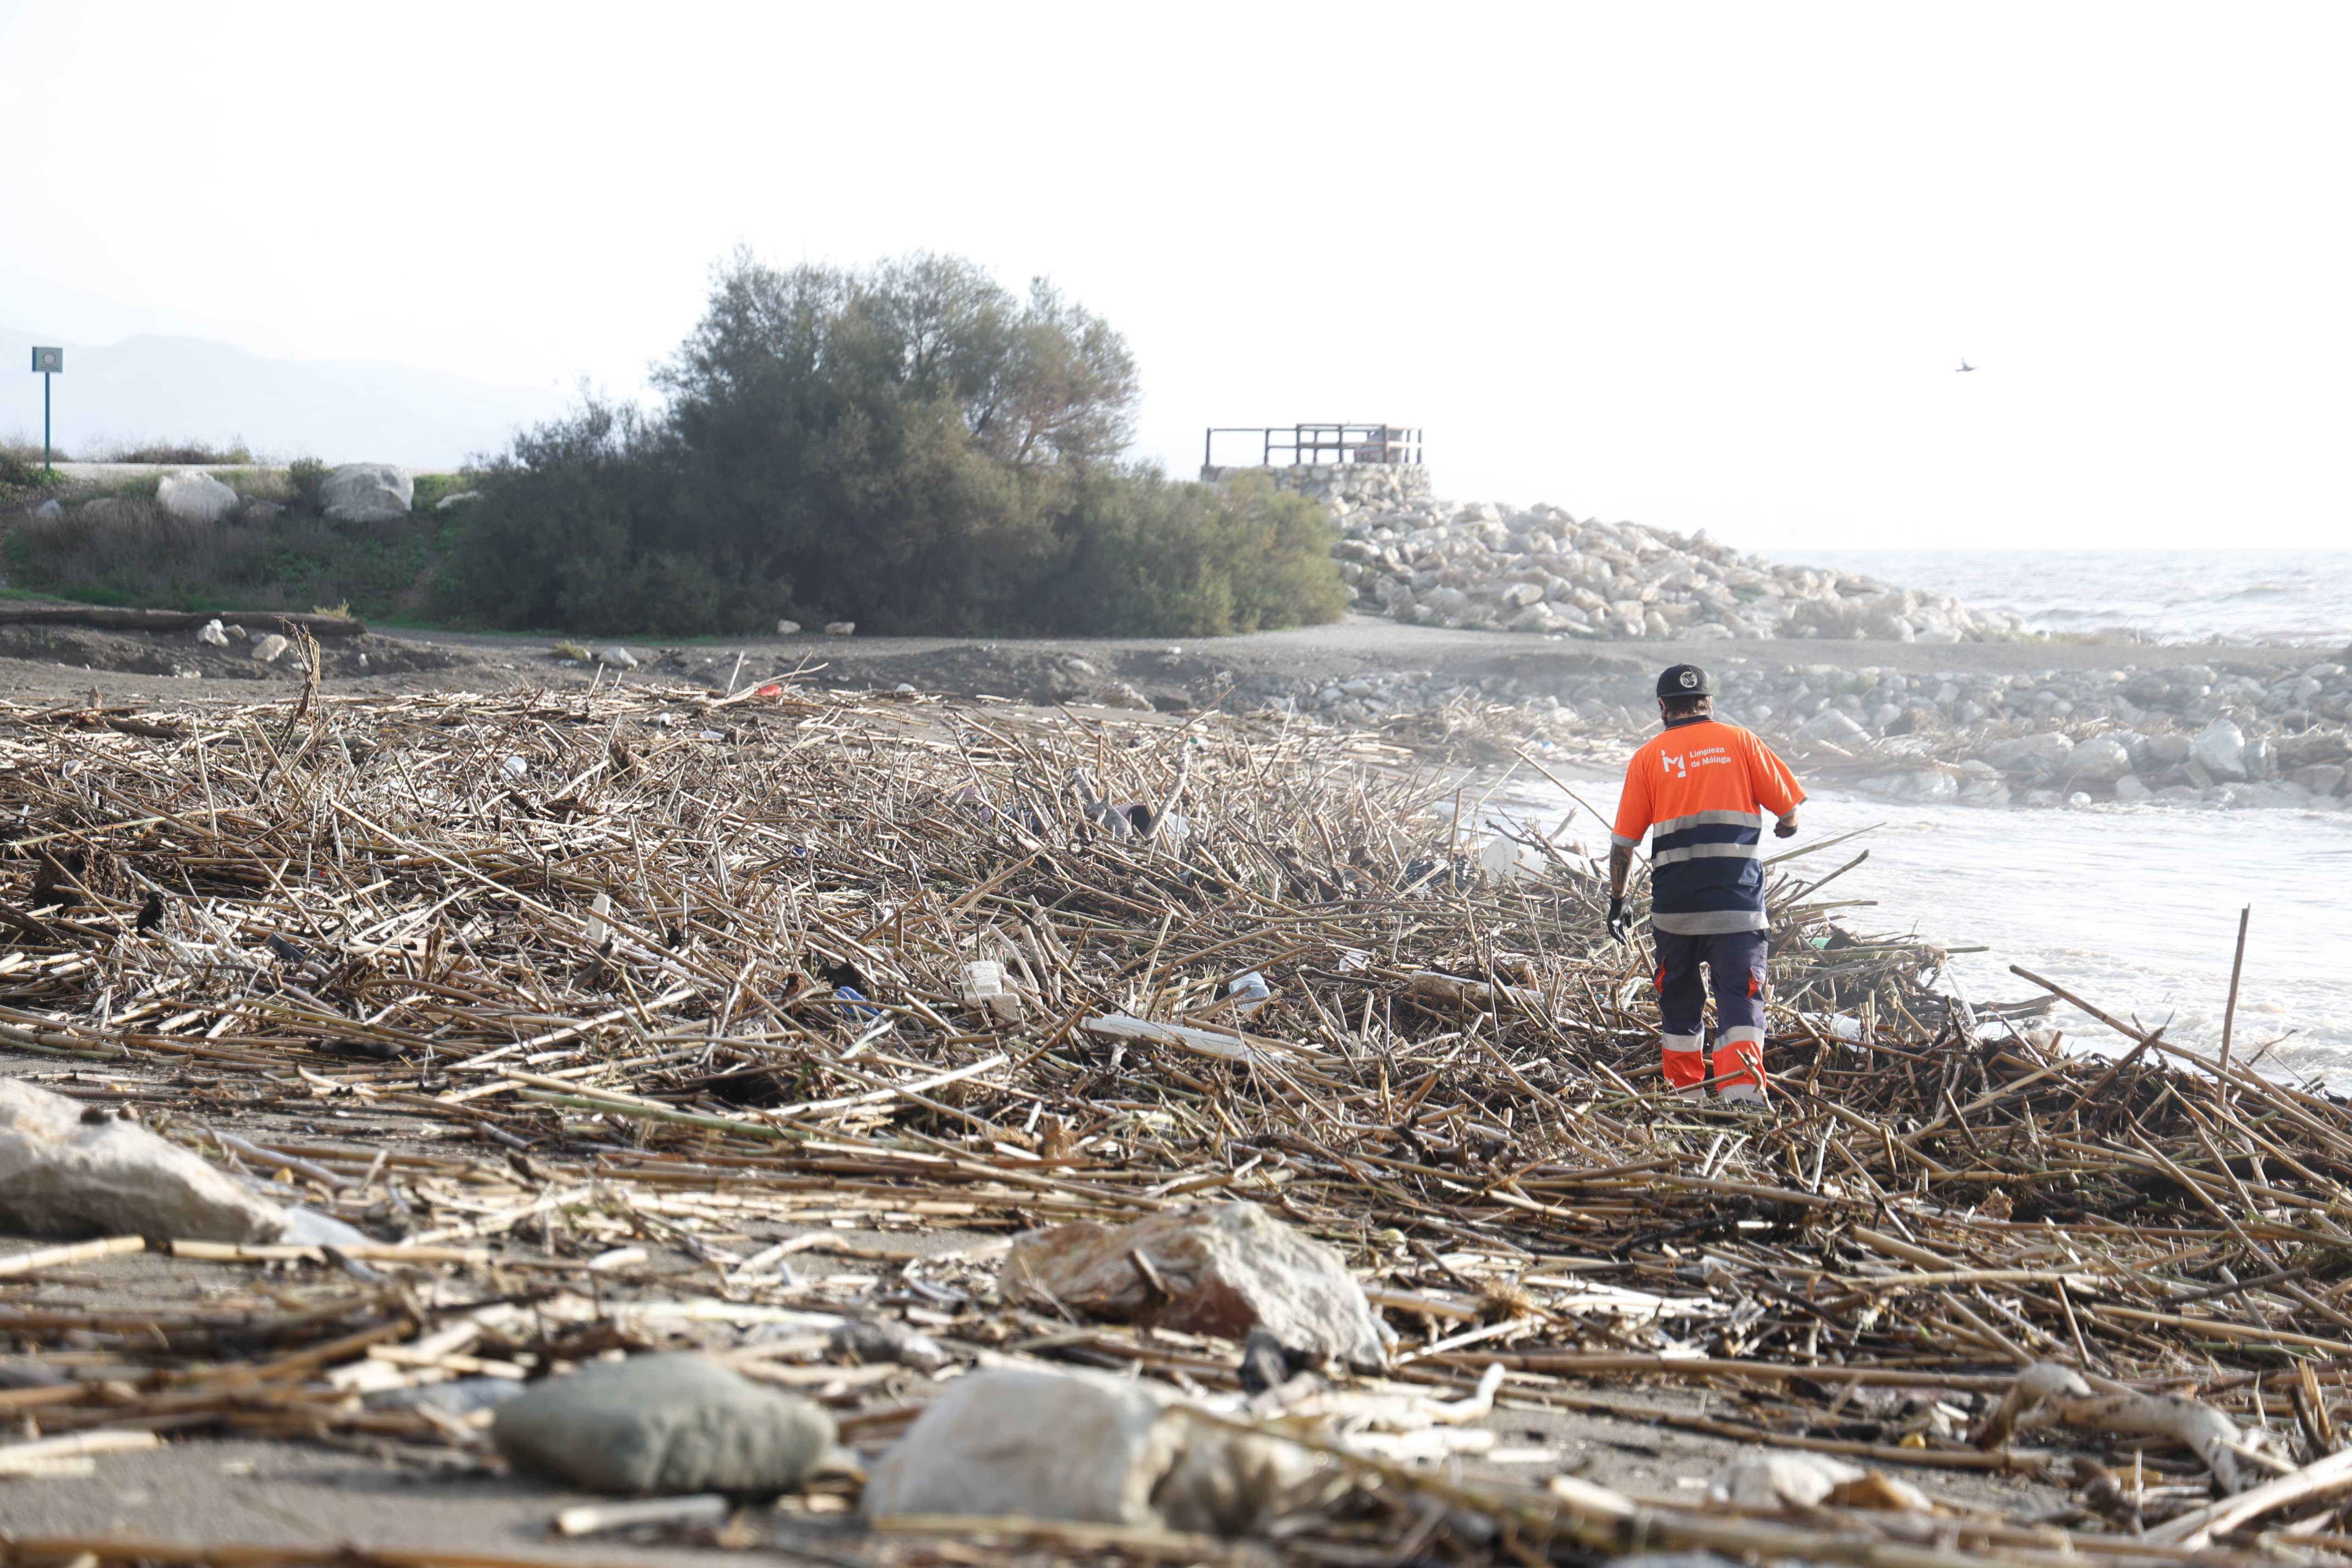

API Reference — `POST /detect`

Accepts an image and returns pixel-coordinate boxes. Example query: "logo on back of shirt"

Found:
[1661,751,1686,779]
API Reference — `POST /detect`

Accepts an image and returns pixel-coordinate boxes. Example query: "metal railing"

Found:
[1203,424,1423,469]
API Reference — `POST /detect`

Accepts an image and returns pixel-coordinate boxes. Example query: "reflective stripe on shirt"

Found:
[1652,840,1766,867]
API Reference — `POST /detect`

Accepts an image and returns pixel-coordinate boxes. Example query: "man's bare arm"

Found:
[1609,842,1634,896]
[1775,809,1801,839]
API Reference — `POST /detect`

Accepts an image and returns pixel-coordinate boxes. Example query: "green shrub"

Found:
[438,251,1346,638]
[1045,472,1348,636]
[287,458,328,512]
[0,443,63,507]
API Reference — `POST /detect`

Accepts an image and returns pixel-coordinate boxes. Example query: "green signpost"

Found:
[28,347,62,474]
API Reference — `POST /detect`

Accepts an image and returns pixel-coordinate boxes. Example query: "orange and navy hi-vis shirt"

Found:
[1611,717,1806,935]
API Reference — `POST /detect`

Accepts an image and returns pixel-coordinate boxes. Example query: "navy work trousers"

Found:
[1651,928,1770,1092]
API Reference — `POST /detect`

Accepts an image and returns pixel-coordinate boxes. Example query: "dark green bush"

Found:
[0,440,64,505]
[1042,472,1350,637]
[439,252,1346,638]
[287,458,328,512]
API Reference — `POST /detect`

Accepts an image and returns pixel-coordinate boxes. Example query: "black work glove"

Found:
[1606,896,1631,944]
[1774,816,1799,839]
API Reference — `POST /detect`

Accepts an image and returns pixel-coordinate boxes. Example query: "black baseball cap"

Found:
[1656,663,1713,699]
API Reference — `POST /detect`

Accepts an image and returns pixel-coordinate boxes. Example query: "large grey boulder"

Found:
[157,471,240,524]
[0,1077,291,1242]
[1001,1200,1386,1368]
[1854,769,1958,804]
[2191,719,2249,782]
[1787,598,1867,639]
[319,463,413,523]
[2292,764,2346,798]
[1980,732,2074,774]
[1420,587,1469,619]
[1798,708,1868,743]
[862,1365,1312,1535]
[2064,736,2134,782]
[492,1353,833,1496]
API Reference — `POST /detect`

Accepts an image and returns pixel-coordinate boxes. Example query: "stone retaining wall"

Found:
[1199,463,1431,509]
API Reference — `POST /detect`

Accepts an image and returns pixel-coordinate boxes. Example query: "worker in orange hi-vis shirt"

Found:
[1606,664,1806,1108]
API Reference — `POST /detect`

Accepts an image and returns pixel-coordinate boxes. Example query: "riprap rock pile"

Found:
[1756,657,2352,810]
[1227,656,2352,812]
[1332,499,2020,642]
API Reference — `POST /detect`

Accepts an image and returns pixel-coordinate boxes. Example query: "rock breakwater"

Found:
[1330,497,2023,642]
[1229,654,2352,812]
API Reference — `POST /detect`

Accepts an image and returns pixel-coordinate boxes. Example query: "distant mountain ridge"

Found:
[0,328,566,468]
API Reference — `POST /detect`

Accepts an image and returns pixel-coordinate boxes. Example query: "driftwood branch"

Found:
[1975,1361,2266,1493]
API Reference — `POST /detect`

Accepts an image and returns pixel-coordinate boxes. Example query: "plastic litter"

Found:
[1477,834,1543,882]
[960,960,1024,1023]
[1226,971,1272,1017]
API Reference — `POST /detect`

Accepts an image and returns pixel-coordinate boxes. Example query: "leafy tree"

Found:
[442,251,1338,638]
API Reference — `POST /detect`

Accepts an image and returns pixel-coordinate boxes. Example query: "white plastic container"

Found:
[961,960,1024,1023]
[1226,971,1272,1017]
[1478,834,1543,883]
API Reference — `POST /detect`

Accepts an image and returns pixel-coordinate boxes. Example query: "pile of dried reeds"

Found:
[0,677,2347,1567]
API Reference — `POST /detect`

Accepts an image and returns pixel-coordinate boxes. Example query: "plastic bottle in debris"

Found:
[1226,971,1272,1017]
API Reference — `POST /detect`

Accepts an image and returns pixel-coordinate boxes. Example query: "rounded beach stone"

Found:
[492,1352,835,1496]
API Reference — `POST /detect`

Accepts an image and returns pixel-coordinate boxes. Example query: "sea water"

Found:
[1797,548,2352,647]
[1482,772,2352,1090]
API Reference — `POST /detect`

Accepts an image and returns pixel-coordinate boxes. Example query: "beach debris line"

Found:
[0,677,2344,1563]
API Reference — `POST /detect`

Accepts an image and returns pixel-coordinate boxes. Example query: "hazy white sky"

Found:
[4,3,2346,550]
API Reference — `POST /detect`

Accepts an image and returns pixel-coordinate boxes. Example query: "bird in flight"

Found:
[1956,360,1977,373]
